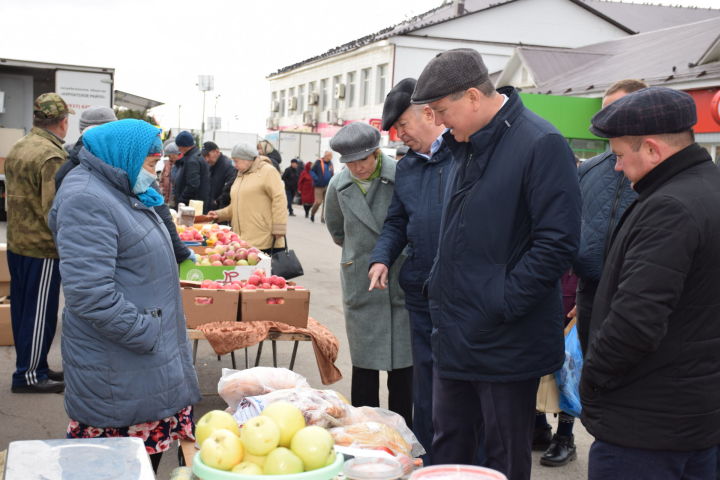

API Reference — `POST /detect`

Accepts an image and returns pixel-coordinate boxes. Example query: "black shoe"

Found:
[289,212,296,216]
[310,214,315,223]
[48,369,64,381]
[304,212,309,218]
[532,424,552,451]
[540,434,577,467]
[12,378,65,394]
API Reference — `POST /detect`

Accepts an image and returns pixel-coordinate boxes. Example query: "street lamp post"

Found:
[213,94,221,141]
[198,75,214,143]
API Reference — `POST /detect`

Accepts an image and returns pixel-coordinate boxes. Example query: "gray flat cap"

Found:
[382,78,417,131]
[79,106,117,132]
[330,122,381,163]
[590,87,697,138]
[164,142,180,155]
[231,142,257,161]
[412,48,489,104]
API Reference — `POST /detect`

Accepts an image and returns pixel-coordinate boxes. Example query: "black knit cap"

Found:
[382,78,417,131]
[590,87,697,138]
[411,48,489,104]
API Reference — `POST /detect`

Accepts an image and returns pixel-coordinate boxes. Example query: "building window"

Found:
[332,75,341,111]
[361,68,371,106]
[346,71,356,107]
[298,84,305,112]
[279,90,286,117]
[320,78,328,111]
[271,92,277,113]
[288,87,295,113]
[376,64,388,104]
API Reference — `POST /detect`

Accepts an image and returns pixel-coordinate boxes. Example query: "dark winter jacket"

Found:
[267,149,282,171]
[574,150,636,351]
[370,143,453,311]
[55,136,191,264]
[174,146,210,212]
[427,87,581,382]
[282,165,300,192]
[208,154,236,211]
[310,159,334,187]
[581,144,720,451]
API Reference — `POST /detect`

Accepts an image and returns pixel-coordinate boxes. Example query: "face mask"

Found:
[132,168,156,194]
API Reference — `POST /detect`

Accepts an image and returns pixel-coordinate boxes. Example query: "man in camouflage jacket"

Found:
[5,93,72,393]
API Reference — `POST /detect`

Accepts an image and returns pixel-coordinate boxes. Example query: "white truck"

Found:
[0,57,115,219]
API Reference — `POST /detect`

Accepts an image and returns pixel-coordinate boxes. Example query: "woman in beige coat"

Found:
[208,143,287,251]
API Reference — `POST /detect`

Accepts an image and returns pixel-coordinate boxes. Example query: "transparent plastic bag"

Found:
[218,367,310,412]
[341,407,426,458]
[554,324,583,417]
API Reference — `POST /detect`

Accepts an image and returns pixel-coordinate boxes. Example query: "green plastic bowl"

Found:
[192,451,344,480]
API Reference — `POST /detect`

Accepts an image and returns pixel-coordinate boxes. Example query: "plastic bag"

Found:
[218,367,310,412]
[341,407,426,458]
[330,421,411,457]
[554,324,583,417]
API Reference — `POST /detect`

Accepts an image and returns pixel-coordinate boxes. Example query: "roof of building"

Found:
[581,0,720,33]
[268,0,720,78]
[515,16,720,95]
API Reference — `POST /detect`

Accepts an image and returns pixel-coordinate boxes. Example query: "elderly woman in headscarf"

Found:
[324,122,413,427]
[257,139,282,171]
[49,119,201,473]
[208,143,287,252]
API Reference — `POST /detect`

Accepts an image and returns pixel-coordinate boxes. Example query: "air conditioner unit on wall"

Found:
[327,111,338,124]
[302,111,316,126]
[266,117,279,130]
[271,100,280,113]
[287,96,298,111]
[307,92,319,106]
[334,84,346,99]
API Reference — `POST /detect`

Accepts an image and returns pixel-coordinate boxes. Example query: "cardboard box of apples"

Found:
[192,403,344,478]
[179,242,272,282]
[182,269,310,329]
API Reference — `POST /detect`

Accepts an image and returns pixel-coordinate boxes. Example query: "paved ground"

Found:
[0,208,591,479]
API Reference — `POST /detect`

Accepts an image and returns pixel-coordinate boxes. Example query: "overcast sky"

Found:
[1,0,717,135]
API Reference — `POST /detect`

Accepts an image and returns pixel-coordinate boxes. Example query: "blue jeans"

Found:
[589,440,716,480]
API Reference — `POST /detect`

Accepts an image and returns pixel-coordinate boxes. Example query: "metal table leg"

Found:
[245,348,249,369]
[288,341,300,370]
[192,340,199,365]
[272,340,278,367]
[230,351,237,369]
[255,341,264,367]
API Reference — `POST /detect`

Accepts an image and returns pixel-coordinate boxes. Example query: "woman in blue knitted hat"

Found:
[49,119,201,473]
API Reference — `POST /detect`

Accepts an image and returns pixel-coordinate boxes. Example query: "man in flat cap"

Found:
[174,131,210,213]
[367,77,453,464]
[5,93,75,393]
[324,122,413,430]
[202,141,236,212]
[412,48,581,479]
[580,86,720,480]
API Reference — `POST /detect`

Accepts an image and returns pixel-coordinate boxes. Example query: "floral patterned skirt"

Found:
[67,405,195,454]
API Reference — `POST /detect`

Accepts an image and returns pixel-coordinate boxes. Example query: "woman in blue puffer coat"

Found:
[49,119,201,473]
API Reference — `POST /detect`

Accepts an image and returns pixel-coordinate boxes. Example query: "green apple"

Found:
[231,461,263,475]
[290,426,334,471]
[240,415,281,456]
[262,401,306,447]
[199,428,244,471]
[264,447,304,475]
[325,449,337,466]
[195,410,240,447]
[243,452,267,468]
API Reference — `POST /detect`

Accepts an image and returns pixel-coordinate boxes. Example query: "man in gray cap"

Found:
[412,48,581,479]
[367,77,453,464]
[581,86,720,480]
[324,122,413,430]
[5,93,74,393]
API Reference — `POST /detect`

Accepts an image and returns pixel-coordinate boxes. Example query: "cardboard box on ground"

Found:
[0,244,11,345]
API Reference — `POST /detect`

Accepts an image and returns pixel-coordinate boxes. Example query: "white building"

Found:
[266,0,717,152]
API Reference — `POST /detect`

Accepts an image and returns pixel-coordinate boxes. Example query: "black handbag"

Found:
[270,236,304,280]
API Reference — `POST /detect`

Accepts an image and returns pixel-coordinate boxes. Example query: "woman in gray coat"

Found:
[325,122,413,427]
[49,119,201,473]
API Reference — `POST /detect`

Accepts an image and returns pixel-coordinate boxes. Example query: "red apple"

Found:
[247,275,261,286]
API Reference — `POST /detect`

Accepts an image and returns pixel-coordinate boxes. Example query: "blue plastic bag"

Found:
[554,324,583,417]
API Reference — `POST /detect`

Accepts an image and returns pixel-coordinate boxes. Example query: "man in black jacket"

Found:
[281,159,300,216]
[201,141,236,211]
[582,87,720,480]
[174,131,210,213]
